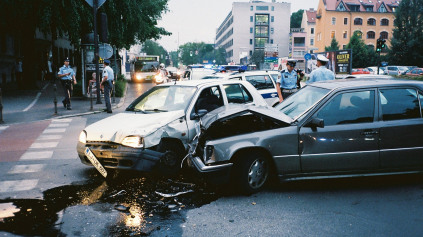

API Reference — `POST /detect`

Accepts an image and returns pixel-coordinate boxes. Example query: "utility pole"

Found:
[93,0,102,104]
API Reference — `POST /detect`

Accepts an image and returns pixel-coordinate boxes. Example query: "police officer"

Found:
[101,59,114,113]
[58,58,76,110]
[276,59,304,102]
[307,54,335,84]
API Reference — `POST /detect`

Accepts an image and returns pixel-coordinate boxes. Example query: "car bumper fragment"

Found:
[187,155,233,184]
[77,142,164,172]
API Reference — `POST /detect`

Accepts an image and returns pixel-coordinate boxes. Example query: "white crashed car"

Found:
[77,80,268,177]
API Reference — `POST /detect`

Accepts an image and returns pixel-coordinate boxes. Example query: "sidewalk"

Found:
[0,79,127,125]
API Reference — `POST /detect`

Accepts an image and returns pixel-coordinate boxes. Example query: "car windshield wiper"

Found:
[144,109,168,112]
[126,108,147,113]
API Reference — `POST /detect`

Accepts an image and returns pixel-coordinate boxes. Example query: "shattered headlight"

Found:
[79,130,87,144]
[203,145,214,164]
[122,136,144,148]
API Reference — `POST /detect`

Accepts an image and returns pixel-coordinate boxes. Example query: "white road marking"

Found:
[30,142,59,149]
[0,126,8,131]
[20,151,53,160]
[0,179,38,192]
[48,123,69,128]
[8,164,45,174]
[23,92,41,112]
[37,134,63,140]
[42,83,50,90]
[43,128,66,134]
[52,118,73,123]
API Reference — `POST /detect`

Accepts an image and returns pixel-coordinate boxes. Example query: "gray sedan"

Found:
[188,79,423,194]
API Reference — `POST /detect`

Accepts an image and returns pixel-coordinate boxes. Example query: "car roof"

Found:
[157,79,251,87]
[309,78,423,90]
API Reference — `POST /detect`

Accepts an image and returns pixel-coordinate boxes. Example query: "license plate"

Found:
[85,148,108,178]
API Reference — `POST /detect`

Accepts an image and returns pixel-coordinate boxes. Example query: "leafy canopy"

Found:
[290,9,304,28]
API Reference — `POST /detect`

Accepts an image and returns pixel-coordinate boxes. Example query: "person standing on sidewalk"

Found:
[58,58,76,110]
[101,59,114,113]
[306,55,335,84]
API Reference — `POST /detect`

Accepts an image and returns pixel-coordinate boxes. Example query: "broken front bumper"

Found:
[77,141,163,172]
[187,155,233,184]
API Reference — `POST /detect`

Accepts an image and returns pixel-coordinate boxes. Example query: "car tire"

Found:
[155,141,185,177]
[231,152,270,195]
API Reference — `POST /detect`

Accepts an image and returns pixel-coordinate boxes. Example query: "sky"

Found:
[156,0,319,51]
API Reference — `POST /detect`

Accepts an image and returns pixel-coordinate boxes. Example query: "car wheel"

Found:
[232,152,269,195]
[155,141,185,176]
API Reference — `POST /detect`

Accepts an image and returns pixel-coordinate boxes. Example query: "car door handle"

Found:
[360,131,379,135]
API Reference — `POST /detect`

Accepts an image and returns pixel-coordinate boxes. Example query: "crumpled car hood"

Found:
[85,110,185,143]
[201,104,293,129]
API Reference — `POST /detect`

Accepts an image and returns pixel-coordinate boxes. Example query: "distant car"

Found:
[384,66,408,75]
[343,74,393,79]
[182,68,217,80]
[77,80,268,178]
[165,67,181,79]
[188,78,423,194]
[366,67,385,75]
[351,68,370,75]
[406,68,423,76]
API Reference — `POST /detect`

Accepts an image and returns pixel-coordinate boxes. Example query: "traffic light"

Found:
[98,13,108,43]
[190,51,193,56]
[376,38,386,52]
[380,39,386,50]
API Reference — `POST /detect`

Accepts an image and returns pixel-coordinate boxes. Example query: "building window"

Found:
[255,26,269,36]
[250,27,253,33]
[355,30,363,38]
[255,15,269,25]
[270,28,274,34]
[343,45,347,49]
[294,37,305,47]
[354,18,362,25]
[367,31,375,39]
[311,28,314,34]
[250,39,253,45]
[255,38,268,48]
[310,39,314,45]
[349,5,360,12]
[271,16,274,22]
[271,6,274,11]
[366,6,373,12]
[343,31,348,38]
[367,44,375,51]
[250,50,253,56]
[293,51,305,57]
[391,7,397,12]
[381,19,389,26]
[380,31,388,40]
[378,4,387,12]
[250,16,253,22]
[336,2,347,11]
[367,18,376,26]
[332,17,336,25]
[344,18,348,25]
[256,6,269,11]
[270,39,273,44]
[331,31,335,39]
[250,6,253,11]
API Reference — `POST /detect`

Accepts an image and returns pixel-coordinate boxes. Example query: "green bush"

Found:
[115,78,127,97]
[72,80,83,97]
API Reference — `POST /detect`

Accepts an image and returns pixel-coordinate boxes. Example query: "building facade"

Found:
[290,28,307,62]
[301,8,317,53]
[215,0,291,64]
[315,0,400,52]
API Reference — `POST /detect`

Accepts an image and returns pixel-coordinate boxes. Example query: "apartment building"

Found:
[215,0,291,64]
[315,0,400,52]
[301,8,318,53]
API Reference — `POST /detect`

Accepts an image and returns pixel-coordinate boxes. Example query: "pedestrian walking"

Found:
[101,59,114,113]
[306,55,335,84]
[276,59,304,102]
[58,58,76,110]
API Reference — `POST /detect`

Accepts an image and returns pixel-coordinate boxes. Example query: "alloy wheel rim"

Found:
[247,158,268,188]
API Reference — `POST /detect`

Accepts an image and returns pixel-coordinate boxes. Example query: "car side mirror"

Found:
[305,117,324,128]
[190,109,208,120]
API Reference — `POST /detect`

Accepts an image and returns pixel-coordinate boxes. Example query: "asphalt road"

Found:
[0,81,423,236]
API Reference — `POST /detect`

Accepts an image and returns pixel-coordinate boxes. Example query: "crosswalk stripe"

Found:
[52,118,72,123]
[43,128,66,133]
[0,126,8,131]
[0,179,38,192]
[37,135,63,140]
[8,164,45,174]
[20,151,53,160]
[29,142,59,149]
[48,123,69,128]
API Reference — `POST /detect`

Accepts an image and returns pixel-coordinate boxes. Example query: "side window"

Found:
[316,91,375,126]
[228,76,242,81]
[195,86,223,112]
[380,88,421,121]
[245,75,274,90]
[224,84,253,104]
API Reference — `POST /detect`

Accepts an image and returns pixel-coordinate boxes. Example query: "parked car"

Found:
[77,80,268,178]
[406,68,423,76]
[188,78,423,194]
[182,68,216,80]
[351,68,370,75]
[343,74,393,79]
[366,67,385,75]
[384,66,408,75]
[166,67,181,79]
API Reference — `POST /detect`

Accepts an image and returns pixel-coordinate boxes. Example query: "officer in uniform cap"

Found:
[276,59,304,102]
[58,57,76,110]
[306,54,335,84]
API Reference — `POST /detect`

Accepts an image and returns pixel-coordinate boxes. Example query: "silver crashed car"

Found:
[77,80,267,177]
[188,79,423,194]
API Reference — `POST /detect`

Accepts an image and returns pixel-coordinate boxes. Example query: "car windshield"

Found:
[126,86,197,113]
[275,86,330,120]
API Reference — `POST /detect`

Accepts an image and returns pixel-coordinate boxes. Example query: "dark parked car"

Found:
[188,79,423,194]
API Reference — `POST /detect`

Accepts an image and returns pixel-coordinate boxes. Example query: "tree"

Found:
[388,0,423,66]
[290,9,304,28]
[249,50,264,69]
[0,0,170,88]
[345,31,369,68]
[325,37,340,51]
[178,42,226,66]
[141,40,168,65]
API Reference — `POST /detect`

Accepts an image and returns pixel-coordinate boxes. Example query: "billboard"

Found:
[306,49,352,75]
